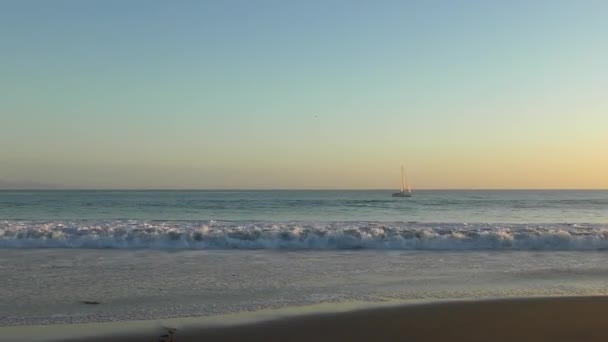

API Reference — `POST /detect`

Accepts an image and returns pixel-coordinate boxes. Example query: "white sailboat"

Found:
[392,165,412,197]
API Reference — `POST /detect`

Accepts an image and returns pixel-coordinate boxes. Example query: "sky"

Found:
[1,0,607,189]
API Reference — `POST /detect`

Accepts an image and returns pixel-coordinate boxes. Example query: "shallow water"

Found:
[2,249,608,326]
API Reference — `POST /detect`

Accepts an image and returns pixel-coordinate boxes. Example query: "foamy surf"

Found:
[1,220,608,250]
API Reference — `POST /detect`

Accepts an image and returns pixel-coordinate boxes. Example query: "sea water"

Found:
[1,190,607,325]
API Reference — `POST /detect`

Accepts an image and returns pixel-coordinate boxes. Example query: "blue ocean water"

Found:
[1,190,607,250]
[3,190,608,327]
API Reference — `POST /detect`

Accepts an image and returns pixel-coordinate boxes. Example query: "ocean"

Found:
[1,190,608,327]
[1,190,607,249]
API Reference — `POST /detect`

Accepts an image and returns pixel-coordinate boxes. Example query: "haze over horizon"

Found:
[2,1,607,190]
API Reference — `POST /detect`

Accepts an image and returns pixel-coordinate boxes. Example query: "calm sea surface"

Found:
[1,190,606,222]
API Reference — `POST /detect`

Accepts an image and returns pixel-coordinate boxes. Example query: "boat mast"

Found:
[400,165,405,192]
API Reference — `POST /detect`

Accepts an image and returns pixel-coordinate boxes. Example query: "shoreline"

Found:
[3,296,608,341]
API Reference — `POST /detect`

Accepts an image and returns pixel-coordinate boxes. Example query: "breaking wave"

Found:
[1,220,608,250]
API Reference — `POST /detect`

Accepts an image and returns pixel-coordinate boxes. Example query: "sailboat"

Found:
[392,165,412,197]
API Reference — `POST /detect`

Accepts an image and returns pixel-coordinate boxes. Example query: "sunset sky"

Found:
[1,1,607,189]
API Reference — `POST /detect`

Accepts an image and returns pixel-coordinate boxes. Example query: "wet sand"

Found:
[4,296,606,342]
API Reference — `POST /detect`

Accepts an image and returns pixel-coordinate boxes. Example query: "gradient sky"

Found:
[1,0,607,189]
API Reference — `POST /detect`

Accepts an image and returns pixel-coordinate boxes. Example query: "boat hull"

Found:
[392,192,412,197]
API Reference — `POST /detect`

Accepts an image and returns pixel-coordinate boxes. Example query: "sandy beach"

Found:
[96,296,608,342]
[2,296,608,341]
[136,296,608,342]
[3,249,608,341]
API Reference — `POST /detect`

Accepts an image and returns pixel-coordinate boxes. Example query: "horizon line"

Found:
[1,188,607,191]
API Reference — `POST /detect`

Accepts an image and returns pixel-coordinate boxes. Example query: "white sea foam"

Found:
[1,220,608,250]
